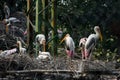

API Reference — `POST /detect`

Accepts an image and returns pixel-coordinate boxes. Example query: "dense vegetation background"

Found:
[0,0,120,61]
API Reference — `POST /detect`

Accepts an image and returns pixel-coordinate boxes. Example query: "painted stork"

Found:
[17,41,26,55]
[60,34,75,58]
[35,34,46,51]
[2,17,20,34]
[79,37,87,59]
[84,26,103,60]
[3,2,10,19]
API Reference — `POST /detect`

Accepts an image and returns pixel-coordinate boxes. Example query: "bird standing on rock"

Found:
[84,26,103,60]
[60,34,75,59]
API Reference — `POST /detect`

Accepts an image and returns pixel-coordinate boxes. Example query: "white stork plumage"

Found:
[60,34,75,58]
[36,51,51,61]
[84,26,103,60]
[79,37,87,59]
[35,34,46,51]
[3,17,20,24]
[4,2,10,19]
[0,48,17,57]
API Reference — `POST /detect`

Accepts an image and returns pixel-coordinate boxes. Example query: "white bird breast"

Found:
[65,37,75,50]
[36,51,51,60]
[86,34,97,45]
[20,48,26,54]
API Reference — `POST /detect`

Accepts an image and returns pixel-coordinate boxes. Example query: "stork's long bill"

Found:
[39,40,46,52]
[97,28,103,41]
[60,35,66,44]
[96,26,103,41]
[6,25,9,33]
[43,40,46,52]
[100,32,103,41]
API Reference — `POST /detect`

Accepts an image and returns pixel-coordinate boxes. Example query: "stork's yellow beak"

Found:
[40,40,46,51]
[42,40,46,45]
[5,25,9,33]
[60,36,66,44]
[99,32,103,41]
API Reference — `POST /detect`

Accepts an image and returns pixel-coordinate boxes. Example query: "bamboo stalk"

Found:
[51,0,58,56]
[27,0,30,45]
[35,0,41,56]
[35,0,39,33]
[42,0,46,52]
[41,0,45,33]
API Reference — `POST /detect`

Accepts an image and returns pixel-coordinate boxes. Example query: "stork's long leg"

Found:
[81,46,85,60]
[88,45,95,60]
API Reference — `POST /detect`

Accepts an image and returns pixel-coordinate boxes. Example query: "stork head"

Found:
[94,26,103,41]
[60,34,70,44]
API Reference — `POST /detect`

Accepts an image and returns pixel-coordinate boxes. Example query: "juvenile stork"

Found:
[60,34,75,58]
[35,34,46,51]
[84,26,103,60]
[79,37,87,59]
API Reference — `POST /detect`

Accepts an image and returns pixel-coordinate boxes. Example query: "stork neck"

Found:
[18,42,22,53]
